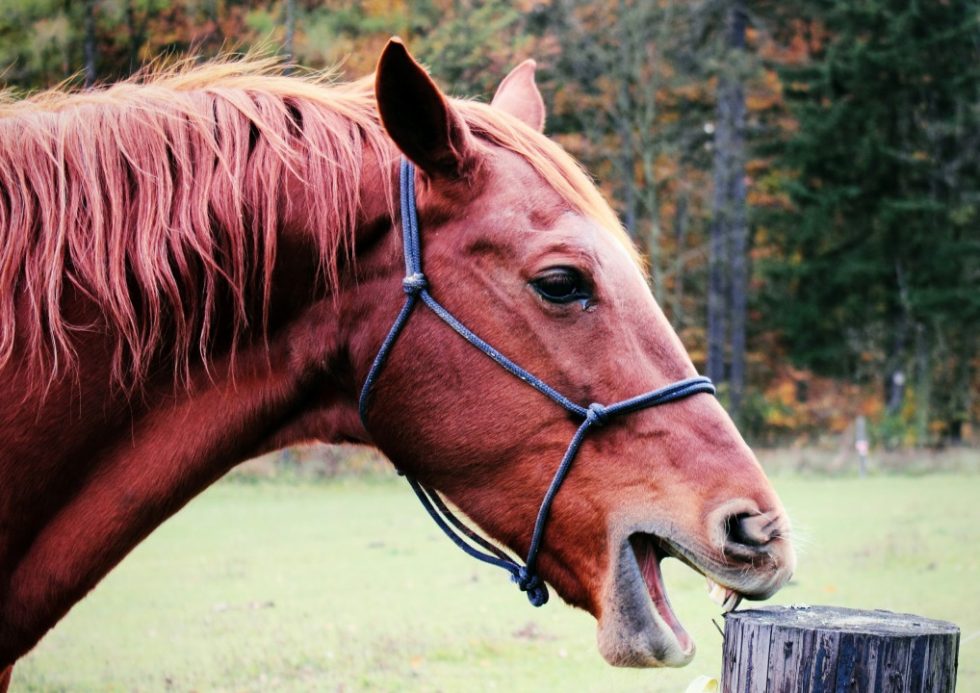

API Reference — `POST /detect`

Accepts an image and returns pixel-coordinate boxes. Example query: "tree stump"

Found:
[721,605,959,692]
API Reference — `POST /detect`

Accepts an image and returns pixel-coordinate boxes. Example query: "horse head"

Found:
[352,40,796,668]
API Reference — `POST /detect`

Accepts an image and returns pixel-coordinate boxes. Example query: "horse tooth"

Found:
[722,591,743,614]
[707,578,742,611]
[707,579,728,606]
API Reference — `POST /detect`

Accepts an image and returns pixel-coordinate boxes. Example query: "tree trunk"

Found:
[715,1,749,416]
[614,0,638,239]
[618,117,638,238]
[949,349,970,445]
[707,212,727,386]
[83,0,97,87]
[914,323,931,445]
[722,606,960,692]
[670,191,689,325]
[283,0,297,72]
[125,0,152,74]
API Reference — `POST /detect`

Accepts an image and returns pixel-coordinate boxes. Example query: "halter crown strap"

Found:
[359,159,715,607]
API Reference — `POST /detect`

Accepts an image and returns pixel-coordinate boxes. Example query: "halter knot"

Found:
[586,402,610,426]
[402,272,428,295]
[513,566,549,607]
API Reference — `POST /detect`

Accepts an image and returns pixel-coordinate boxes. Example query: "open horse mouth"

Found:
[597,527,787,668]
[630,534,740,654]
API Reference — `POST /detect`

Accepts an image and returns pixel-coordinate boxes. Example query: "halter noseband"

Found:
[358,160,716,607]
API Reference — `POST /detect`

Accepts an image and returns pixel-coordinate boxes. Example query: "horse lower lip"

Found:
[628,534,693,653]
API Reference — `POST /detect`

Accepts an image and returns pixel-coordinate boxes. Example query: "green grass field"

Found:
[13,470,979,692]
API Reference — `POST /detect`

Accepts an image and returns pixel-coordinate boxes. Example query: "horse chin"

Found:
[596,532,697,668]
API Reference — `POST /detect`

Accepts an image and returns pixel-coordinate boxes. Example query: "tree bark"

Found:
[914,323,931,445]
[670,192,689,325]
[124,0,152,74]
[722,606,960,692]
[707,211,727,386]
[614,0,638,239]
[711,0,748,416]
[83,0,97,87]
[283,0,297,72]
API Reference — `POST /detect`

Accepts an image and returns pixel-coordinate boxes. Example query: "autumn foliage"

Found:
[1,0,976,448]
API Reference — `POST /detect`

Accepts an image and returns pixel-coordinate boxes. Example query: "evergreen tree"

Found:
[765,0,979,441]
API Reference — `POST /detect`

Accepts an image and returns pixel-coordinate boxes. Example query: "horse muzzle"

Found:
[596,510,795,668]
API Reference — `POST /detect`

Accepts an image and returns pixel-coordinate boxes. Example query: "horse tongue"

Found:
[630,536,693,654]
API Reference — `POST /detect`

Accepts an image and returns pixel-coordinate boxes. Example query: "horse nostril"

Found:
[726,512,774,549]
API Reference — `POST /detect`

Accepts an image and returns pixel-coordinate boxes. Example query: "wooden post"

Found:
[722,606,959,692]
[855,416,869,478]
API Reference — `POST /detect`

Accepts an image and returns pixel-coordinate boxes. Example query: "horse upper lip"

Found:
[655,531,791,602]
[646,536,745,612]
[631,533,739,604]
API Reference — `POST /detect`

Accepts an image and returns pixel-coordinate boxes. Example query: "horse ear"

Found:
[375,38,474,179]
[491,59,545,132]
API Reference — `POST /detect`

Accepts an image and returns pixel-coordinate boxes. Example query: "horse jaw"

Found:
[593,511,795,668]
[595,529,695,667]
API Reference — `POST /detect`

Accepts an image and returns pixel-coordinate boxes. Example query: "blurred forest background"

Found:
[1,0,977,452]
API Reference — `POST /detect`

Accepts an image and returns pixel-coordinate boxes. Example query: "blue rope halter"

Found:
[359,159,716,607]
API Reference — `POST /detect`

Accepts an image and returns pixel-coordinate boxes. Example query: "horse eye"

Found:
[531,267,592,304]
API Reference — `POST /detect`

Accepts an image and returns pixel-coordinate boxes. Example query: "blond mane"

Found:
[0,57,633,388]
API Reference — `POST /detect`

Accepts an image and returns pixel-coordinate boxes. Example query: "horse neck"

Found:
[249,147,408,451]
[0,144,405,668]
[0,132,403,527]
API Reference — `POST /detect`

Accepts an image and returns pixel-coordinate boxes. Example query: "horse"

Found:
[0,39,795,687]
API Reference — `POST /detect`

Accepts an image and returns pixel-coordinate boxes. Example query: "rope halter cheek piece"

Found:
[358,160,716,608]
